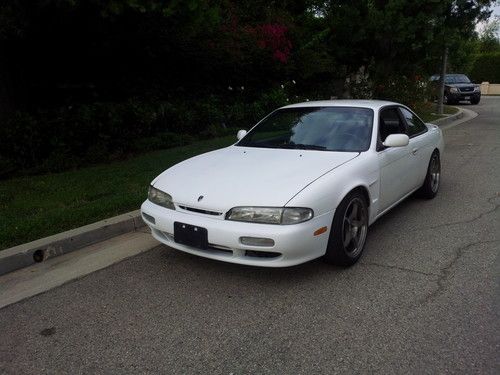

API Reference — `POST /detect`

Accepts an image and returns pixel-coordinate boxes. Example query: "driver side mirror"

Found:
[237,129,247,140]
[383,134,409,147]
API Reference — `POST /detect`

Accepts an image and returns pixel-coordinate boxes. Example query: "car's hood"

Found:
[153,146,358,212]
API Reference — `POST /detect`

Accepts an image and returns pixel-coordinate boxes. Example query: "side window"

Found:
[400,108,427,137]
[379,108,406,142]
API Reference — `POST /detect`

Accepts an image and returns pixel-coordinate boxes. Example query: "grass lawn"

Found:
[0,135,235,250]
[417,104,460,122]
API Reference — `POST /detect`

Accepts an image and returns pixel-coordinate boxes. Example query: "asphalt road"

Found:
[1,97,499,374]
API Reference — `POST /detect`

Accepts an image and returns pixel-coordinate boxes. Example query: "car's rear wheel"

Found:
[419,151,441,199]
[324,190,368,266]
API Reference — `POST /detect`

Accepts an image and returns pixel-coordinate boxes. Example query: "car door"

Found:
[377,107,414,212]
[399,107,429,190]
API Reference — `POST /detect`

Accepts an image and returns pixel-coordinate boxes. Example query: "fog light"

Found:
[240,237,275,247]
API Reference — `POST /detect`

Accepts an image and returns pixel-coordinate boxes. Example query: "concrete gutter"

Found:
[431,107,464,126]
[0,210,145,276]
[0,230,158,309]
[437,107,479,131]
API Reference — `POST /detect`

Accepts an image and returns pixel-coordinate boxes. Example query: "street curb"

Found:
[0,210,145,276]
[431,107,464,126]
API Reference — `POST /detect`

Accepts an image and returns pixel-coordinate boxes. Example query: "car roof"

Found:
[281,99,400,110]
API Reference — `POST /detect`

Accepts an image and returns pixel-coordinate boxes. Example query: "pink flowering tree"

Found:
[248,23,292,64]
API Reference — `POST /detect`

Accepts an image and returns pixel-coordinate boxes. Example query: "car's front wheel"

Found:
[419,151,441,199]
[324,190,368,266]
[444,94,456,105]
[471,97,480,105]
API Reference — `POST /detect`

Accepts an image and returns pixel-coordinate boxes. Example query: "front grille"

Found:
[459,87,474,92]
[178,205,223,216]
[245,250,281,258]
[208,245,233,254]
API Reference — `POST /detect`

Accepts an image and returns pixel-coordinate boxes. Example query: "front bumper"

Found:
[448,91,480,101]
[141,199,334,267]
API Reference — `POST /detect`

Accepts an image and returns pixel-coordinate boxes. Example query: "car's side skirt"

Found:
[371,186,422,225]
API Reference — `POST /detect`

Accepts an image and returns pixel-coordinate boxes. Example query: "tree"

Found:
[477,16,500,52]
[434,0,494,113]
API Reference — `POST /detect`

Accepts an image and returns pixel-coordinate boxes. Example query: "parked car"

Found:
[430,73,481,104]
[141,100,444,267]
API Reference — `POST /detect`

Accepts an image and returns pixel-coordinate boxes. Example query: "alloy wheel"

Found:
[430,154,441,193]
[342,198,368,257]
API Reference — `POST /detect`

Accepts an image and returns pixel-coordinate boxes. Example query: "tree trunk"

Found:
[437,45,448,115]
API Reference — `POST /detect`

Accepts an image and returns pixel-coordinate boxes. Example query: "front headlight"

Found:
[474,86,481,92]
[148,186,175,210]
[449,87,459,93]
[226,207,313,225]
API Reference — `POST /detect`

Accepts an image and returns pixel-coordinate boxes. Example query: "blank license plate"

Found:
[464,96,470,100]
[174,222,208,249]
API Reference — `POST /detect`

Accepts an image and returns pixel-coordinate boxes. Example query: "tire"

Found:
[444,94,456,105]
[419,151,441,199]
[471,97,480,105]
[324,190,369,266]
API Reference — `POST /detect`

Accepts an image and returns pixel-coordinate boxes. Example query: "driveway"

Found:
[1,97,499,374]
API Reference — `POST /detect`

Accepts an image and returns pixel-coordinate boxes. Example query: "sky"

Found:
[493,3,500,16]
[491,3,500,20]
[476,3,500,35]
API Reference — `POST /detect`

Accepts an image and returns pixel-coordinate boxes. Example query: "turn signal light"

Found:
[313,226,327,236]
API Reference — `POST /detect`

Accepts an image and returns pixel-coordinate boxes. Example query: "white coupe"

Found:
[141,100,443,267]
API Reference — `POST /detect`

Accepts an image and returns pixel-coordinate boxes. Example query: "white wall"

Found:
[480,82,500,95]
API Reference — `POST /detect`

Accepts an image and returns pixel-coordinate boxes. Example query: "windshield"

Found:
[445,74,471,84]
[237,107,374,152]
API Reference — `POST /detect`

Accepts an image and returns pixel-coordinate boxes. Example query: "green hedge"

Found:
[469,52,500,83]
[0,88,291,178]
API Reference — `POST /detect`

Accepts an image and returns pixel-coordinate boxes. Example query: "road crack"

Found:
[429,194,500,230]
[420,238,499,304]
[360,261,439,277]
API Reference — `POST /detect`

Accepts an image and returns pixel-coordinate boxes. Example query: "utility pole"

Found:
[437,45,448,115]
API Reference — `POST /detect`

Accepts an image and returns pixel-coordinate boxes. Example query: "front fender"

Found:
[286,153,379,222]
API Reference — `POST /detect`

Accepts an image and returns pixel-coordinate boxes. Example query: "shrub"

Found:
[469,52,500,83]
[132,132,196,152]
[373,75,431,108]
[0,87,296,177]
[0,100,161,175]
[0,156,16,178]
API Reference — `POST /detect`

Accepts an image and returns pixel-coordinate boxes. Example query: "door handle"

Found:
[412,148,419,155]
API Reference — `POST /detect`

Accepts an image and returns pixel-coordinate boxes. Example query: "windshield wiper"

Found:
[277,143,327,151]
